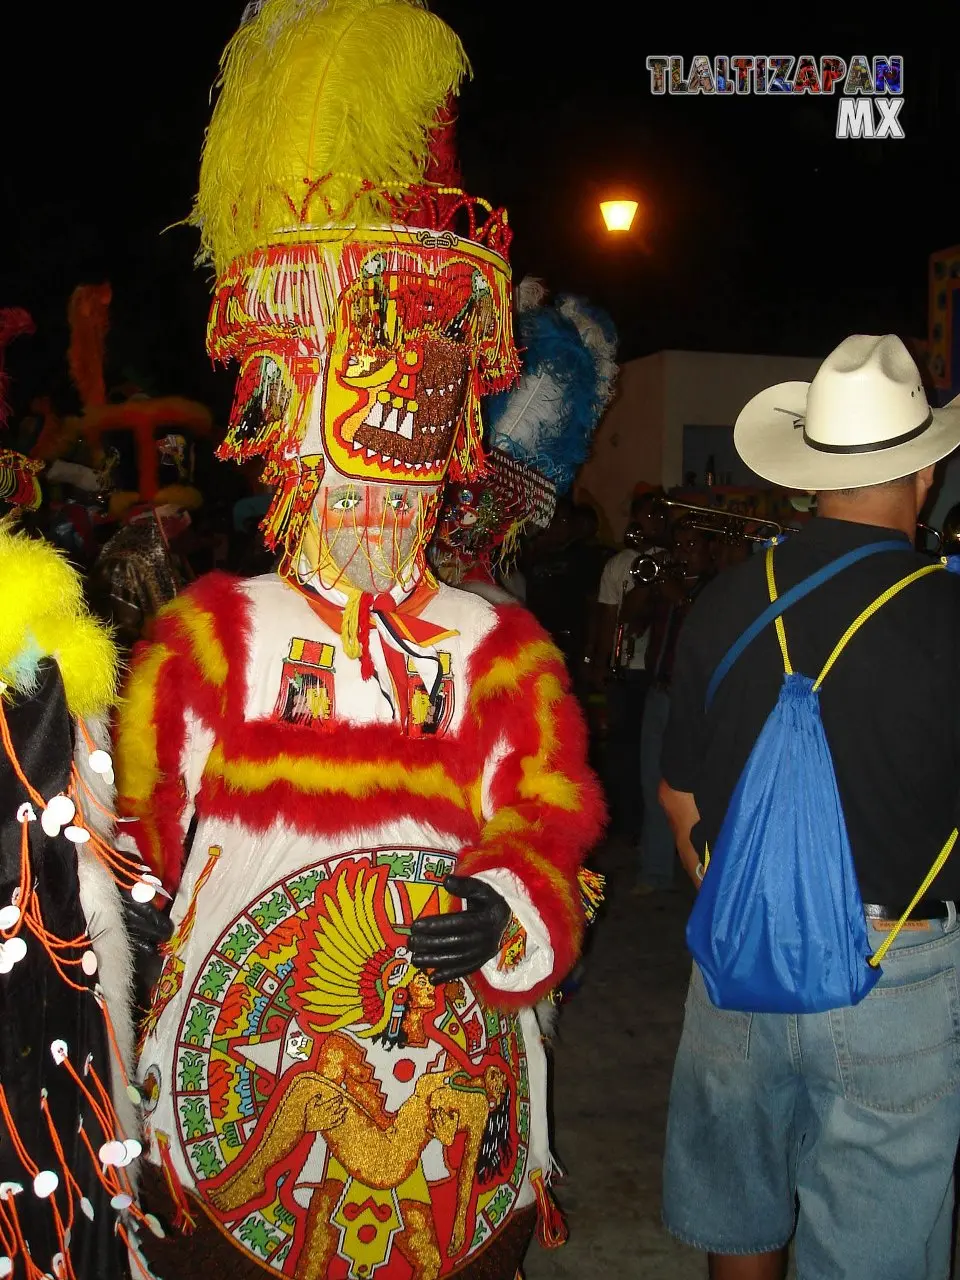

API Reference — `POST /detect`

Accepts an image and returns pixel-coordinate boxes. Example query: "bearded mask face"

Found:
[210,228,516,588]
[301,479,438,595]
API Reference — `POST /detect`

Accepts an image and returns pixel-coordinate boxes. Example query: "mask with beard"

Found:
[210,230,516,592]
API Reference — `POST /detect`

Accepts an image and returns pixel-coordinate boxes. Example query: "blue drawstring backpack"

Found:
[687,541,958,1014]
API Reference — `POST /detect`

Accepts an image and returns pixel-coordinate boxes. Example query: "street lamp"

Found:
[600,199,638,232]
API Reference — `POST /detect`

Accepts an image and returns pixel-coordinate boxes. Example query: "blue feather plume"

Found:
[484,284,618,493]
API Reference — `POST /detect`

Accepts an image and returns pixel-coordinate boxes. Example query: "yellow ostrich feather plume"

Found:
[0,518,118,718]
[194,0,471,273]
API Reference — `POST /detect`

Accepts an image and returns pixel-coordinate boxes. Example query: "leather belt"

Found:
[863,899,954,922]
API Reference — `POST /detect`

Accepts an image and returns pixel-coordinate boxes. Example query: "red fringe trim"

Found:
[530,1168,568,1248]
[357,593,375,682]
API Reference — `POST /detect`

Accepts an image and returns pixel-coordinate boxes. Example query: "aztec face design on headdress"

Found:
[195,0,518,584]
[215,235,508,488]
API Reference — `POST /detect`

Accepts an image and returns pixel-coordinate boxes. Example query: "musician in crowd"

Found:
[634,520,714,892]
[522,496,610,676]
[585,490,670,842]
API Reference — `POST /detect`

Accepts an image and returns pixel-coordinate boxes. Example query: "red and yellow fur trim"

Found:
[116,582,607,1002]
[457,606,607,1007]
[116,574,252,888]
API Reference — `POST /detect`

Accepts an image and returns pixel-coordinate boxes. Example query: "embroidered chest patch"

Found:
[274,638,337,725]
[406,651,455,738]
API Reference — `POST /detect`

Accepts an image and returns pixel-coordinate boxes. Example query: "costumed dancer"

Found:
[0,309,43,513]
[114,3,605,1278]
[0,345,166,1277]
[38,284,214,645]
[431,278,617,602]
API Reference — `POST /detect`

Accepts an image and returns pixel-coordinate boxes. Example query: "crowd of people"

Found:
[4,3,960,1280]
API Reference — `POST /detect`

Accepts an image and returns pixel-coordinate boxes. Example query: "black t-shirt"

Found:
[662,517,960,903]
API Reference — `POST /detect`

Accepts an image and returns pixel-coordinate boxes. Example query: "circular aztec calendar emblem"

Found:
[171,847,530,1277]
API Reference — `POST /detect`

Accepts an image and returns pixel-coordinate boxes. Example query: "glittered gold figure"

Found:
[208,1036,508,1279]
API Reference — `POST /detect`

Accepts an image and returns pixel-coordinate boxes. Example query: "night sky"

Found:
[1,10,956,423]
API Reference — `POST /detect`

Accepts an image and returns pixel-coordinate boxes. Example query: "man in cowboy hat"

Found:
[657,334,960,1279]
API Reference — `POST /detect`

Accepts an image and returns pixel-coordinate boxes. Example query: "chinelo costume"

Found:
[114,4,605,1279]
[0,313,167,1278]
[40,284,214,644]
[431,278,618,593]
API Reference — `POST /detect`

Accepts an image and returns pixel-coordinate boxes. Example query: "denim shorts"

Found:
[662,910,960,1279]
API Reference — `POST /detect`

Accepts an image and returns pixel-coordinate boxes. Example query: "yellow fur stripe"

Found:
[519,846,582,931]
[517,672,581,812]
[469,640,560,706]
[166,597,229,687]
[481,808,534,840]
[465,773,485,824]
[206,747,468,809]
[116,644,174,806]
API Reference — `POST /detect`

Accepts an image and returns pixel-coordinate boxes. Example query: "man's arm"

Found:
[659,595,711,888]
[658,781,702,888]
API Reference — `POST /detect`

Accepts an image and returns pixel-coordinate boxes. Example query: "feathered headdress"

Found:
[62,285,212,516]
[0,307,35,429]
[431,281,617,583]
[485,280,618,495]
[193,0,518,570]
[67,284,111,412]
[193,0,473,273]
[0,517,117,715]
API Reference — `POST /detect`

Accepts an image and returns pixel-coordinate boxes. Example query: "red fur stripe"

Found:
[458,836,584,1007]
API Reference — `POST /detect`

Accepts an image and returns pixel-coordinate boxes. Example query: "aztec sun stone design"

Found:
[172,850,530,1278]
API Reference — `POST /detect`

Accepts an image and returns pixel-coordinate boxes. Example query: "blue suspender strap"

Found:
[704,540,908,710]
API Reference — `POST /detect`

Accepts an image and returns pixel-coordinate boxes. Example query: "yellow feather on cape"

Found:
[193,0,470,272]
[0,519,118,718]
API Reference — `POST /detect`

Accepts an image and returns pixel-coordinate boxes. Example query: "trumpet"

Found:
[657,498,784,543]
[916,521,943,554]
[629,549,680,584]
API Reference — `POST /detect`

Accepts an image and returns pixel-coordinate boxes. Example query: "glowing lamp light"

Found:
[600,200,639,232]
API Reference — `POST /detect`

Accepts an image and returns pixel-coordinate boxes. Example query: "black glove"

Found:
[409,874,511,983]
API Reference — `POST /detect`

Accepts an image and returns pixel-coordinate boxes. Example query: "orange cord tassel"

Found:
[529,1167,568,1248]
[577,866,605,924]
[156,1131,197,1234]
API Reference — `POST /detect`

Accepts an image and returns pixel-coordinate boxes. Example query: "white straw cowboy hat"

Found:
[734,335,960,490]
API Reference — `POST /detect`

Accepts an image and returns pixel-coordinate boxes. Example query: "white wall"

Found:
[577,348,823,540]
[661,351,822,488]
[575,353,665,542]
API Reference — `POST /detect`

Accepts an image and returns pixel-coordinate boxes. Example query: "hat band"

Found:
[803,410,933,455]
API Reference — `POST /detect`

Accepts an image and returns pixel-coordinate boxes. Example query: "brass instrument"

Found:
[658,498,784,543]
[940,506,960,555]
[916,521,943,554]
[630,549,671,584]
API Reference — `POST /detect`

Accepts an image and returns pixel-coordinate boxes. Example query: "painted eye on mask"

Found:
[330,491,362,512]
[385,493,411,513]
